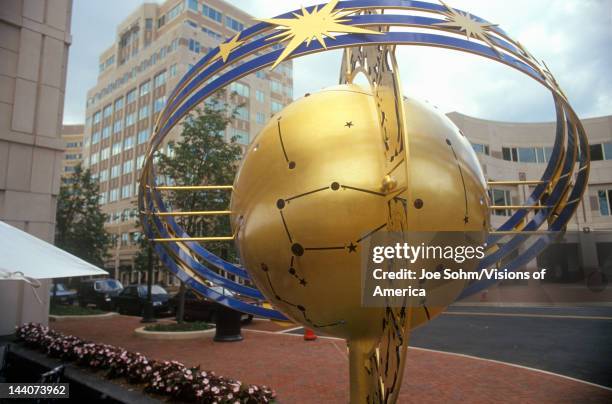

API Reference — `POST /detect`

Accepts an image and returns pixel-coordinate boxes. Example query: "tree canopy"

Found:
[55,164,111,267]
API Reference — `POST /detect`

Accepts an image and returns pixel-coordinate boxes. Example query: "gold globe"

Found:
[230,84,488,341]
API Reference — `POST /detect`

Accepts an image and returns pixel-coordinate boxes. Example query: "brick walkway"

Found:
[50,316,612,403]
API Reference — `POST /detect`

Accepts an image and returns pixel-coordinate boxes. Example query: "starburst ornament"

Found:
[215,34,245,63]
[435,1,499,53]
[259,0,381,68]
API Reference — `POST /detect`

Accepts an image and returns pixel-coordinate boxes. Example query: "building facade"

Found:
[449,112,612,286]
[81,0,293,284]
[0,0,73,334]
[60,124,83,183]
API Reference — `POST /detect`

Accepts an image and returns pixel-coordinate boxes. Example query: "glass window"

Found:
[599,190,611,216]
[154,71,166,88]
[124,136,134,150]
[271,80,283,93]
[126,88,137,104]
[90,153,99,165]
[113,120,122,134]
[167,3,184,21]
[126,112,136,127]
[256,112,266,124]
[231,128,249,144]
[93,111,101,124]
[590,144,604,161]
[101,147,110,160]
[225,16,244,31]
[99,169,109,182]
[202,5,222,23]
[502,147,512,161]
[103,104,112,118]
[544,147,553,162]
[112,142,122,155]
[140,80,151,96]
[137,155,145,169]
[471,143,488,155]
[187,0,198,12]
[518,147,537,163]
[92,131,101,145]
[122,185,132,199]
[603,143,612,160]
[138,129,150,144]
[102,126,111,139]
[236,106,249,121]
[202,27,223,41]
[111,164,121,178]
[271,101,283,113]
[154,96,166,113]
[492,189,511,216]
[169,63,178,77]
[139,105,149,120]
[230,82,249,97]
[109,188,119,202]
[256,90,264,103]
[123,160,133,174]
[188,39,201,53]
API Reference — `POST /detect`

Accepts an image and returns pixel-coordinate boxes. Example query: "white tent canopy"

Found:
[0,221,108,280]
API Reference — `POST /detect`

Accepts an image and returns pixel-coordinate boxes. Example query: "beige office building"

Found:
[449,112,612,286]
[0,0,72,334]
[81,0,293,283]
[60,124,83,183]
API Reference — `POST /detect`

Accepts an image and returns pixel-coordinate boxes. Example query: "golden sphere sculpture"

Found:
[139,2,590,402]
[231,84,489,342]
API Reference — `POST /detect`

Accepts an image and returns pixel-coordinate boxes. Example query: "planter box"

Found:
[2,343,163,403]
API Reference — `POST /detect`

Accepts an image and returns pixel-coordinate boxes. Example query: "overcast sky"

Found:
[64,0,612,124]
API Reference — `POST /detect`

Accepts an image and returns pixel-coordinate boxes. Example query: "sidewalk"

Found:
[50,316,612,403]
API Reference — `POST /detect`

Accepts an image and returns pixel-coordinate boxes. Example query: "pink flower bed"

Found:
[16,323,276,403]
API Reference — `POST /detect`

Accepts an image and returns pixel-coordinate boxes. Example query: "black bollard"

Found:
[213,304,243,342]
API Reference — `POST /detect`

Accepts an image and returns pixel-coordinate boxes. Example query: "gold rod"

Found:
[490,230,559,235]
[487,180,545,185]
[153,236,235,242]
[149,185,234,191]
[150,211,232,217]
[489,205,551,210]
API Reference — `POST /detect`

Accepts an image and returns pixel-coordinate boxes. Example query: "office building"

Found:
[81,0,293,283]
[60,124,84,183]
[0,0,73,334]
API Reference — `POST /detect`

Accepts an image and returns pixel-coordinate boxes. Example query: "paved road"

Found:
[411,305,612,388]
[289,305,612,388]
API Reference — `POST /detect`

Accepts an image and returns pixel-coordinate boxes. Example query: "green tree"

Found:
[55,164,111,268]
[155,93,242,322]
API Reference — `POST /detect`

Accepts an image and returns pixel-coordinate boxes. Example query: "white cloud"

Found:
[64,0,612,124]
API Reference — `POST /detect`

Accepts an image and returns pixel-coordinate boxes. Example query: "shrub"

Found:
[16,323,275,403]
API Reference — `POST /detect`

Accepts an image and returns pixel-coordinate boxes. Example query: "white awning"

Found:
[0,221,108,280]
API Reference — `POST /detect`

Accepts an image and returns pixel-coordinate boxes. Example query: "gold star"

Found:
[435,1,499,54]
[258,0,382,69]
[215,34,244,63]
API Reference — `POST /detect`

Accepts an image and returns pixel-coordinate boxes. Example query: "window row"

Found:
[502,146,553,164]
[88,39,178,108]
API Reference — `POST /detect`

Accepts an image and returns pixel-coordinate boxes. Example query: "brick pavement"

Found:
[50,316,612,403]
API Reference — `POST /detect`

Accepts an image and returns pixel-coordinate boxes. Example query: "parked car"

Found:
[77,279,123,310]
[49,283,77,305]
[113,284,172,317]
[171,287,254,324]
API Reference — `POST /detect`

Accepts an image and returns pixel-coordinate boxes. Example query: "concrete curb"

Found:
[134,326,215,340]
[50,312,118,322]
